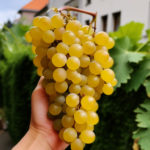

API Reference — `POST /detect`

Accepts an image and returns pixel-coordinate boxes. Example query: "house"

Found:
[18,0,49,24]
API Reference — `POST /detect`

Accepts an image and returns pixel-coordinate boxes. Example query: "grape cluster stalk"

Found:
[25,7,117,150]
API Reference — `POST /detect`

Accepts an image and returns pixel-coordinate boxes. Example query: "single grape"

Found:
[30,26,42,41]
[87,75,99,87]
[83,41,96,55]
[55,95,65,105]
[71,138,85,150]
[77,30,84,39]
[89,60,102,75]
[53,119,62,131]
[81,34,93,43]
[80,75,88,86]
[87,111,99,125]
[75,123,87,132]
[51,14,64,28]
[59,128,65,140]
[81,96,96,110]
[80,85,95,97]
[69,44,83,57]
[106,37,115,49]
[53,68,67,82]
[86,125,94,131]
[101,69,115,83]
[42,30,55,44]
[102,83,114,95]
[95,78,104,93]
[45,82,56,95]
[55,81,68,93]
[62,31,76,45]
[43,69,53,80]
[63,128,77,142]
[81,25,94,35]
[110,78,117,86]
[49,103,62,116]
[74,109,87,124]
[66,107,76,116]
[80,55,90,68]
[56,42,69,55]
[71,72,82,84]
[94,91,101,101]
[96,45,108,51]
[69,84,81,94]
[33,56,41,67]
[33,16,41,27]
[74,37,81,44]
[94,31,109,46]
[37,67,43,76]
[67,56,80,71]
[66,93,79,107]
[80,130,95,144]
[54,27,65,40]
[47,47,56,59]
[61,115,74,128]
[101,56,114,68]
[25,31,32,42]
[52,53,67,67]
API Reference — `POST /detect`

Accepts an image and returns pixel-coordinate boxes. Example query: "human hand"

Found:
[12,77,68,150]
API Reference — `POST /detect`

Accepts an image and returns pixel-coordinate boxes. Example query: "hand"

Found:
[12,77,68,150]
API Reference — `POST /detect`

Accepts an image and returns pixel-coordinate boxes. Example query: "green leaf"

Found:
[110,21,144,45]
[125,59,150,92]
[144,80,150,98]
[110,37,145,87]
[133,100,150,150]
[146,29,150,40]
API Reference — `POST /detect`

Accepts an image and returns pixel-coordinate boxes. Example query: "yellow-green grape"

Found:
[35,47,47,57]
[54,27,65,40]
[53,68,67,82]
[80,85,95,97]
[25,31,32,42]
[87,111,99,125]
[101,69,115,83]
[96,45,108,51]
[52,53,67,67]
[47,47,56,59]
[69,84,81,94]
[80,55,90,68]
[66,107,76,116]
[95,78,104,93]
[55,95,65,105]
[83,41,96,55]
[86,125,94,131]
[110,78,117,86]
[69,44,83,57]
[77,30,84,39]
[67,56,80,71]
[81,34,93,43]
[33,56,41,67]
[45,82,56,95]
[43,69,53,80]
[87,75,99,88]
[61,115,74,128]
[67,69,74,80]
[49,103,62,116]
[30,26,42,41]
[71,138,85,150]
[32,45,36,54]
[101,56,114,69]
[92,101,99,111]
[102,83,114,95]
[81,96,96,110]
[94,91,101,101]
[94,50,109,64]
[75,123,87,132]
[38,16,53,31]
[59,128,65,140]
[71,72,82,84]
[40,56,49,68]
[51,14,64,28]
[62,31,76,45]
[63,128,77,142]
[56,42,69,55]
[74,109,87,124]
[81,25,94,35]
[33,16,41,26]
[94,31,109,46]
[80,130,95,144]
[89,60,102,75]
[37,67,43,76]
[41,78,48,88]
[66,93,79,107]
[53,119,62,131]
[66,20,81,34]
[80,75,88,86]
[55,81,68,93]
[42,30,55,44]
[106,37,115,49]
[62,103,67,113]
[74,37,81,44]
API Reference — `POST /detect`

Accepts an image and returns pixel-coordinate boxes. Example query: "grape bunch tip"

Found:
[25,6,117,150]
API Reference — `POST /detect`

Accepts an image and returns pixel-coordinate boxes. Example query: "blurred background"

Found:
[0,0,150,150]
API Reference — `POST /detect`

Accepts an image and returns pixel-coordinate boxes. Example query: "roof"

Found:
[19,0,49,12]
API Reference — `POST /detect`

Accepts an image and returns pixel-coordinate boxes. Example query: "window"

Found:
[113,12,121,31]
[85,20,90,25]
[101,15,108,31]
[86,0,91,5]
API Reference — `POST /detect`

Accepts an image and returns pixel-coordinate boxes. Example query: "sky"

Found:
[0,0,31,27]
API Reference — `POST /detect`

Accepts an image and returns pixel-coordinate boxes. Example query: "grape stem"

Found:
[58,6,97,32]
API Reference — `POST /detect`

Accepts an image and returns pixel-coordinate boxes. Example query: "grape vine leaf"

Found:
[110,37,145,87]
[125,59,150,92]
[109,21,144,45]
[133,100,150,150]
[143,80,150,98]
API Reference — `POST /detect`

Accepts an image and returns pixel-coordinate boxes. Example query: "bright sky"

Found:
[0,0,31,27]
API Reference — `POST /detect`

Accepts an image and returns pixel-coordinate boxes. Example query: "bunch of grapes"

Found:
[25,8,117,150]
